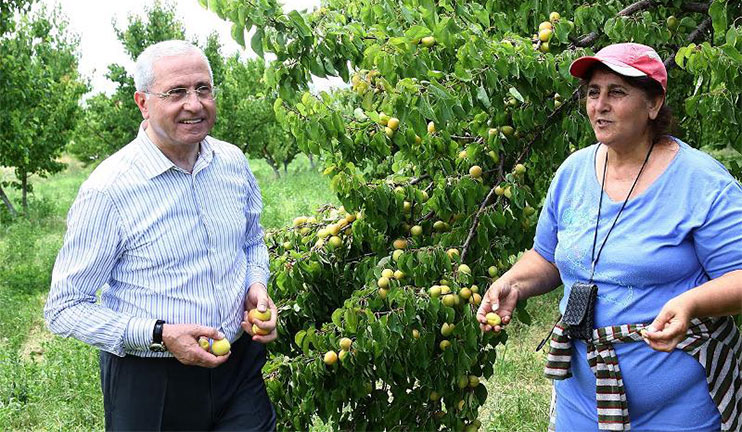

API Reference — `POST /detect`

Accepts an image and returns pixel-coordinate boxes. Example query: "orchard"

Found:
[197,0,742,429]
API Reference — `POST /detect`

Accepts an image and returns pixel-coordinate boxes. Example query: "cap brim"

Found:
[569,57,647,79]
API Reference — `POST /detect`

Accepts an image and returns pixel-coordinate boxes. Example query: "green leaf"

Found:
[251,28,264,58]
[476,85,491,109]
[288,10,312,38]
[708,0,728,44]
[230,23,245,48]
[508,87,524,103]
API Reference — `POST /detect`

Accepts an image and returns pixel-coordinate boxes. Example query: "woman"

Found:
[477,43,742,431]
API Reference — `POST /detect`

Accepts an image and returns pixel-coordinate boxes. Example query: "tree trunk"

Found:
[308,154,316,169]
[283,161,289,174]
[0,185,18,217]
[21,172,28,214]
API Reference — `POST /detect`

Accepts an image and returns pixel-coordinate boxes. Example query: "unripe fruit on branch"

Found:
[439,340,451,350]
[515,163,526,174]
[470,293,482,305]
[667,15,679,31]
[539,42,550,53]
[381,269,394,279]
[458,264,471,274]
[339,337,352,351]
[457,375,469,389]
[468,375,480,388]
[427,121,436,134]
[442,294,456,307]
[410,225,423,236]
[494,186,504,196]
[377,276,390,289]
[421,36,436,47]
[385,126,394,138]
[501,125,514,136]
[446,248,460,259]
[393,238,408,249]
[458,150,468,159]
[441,322,455,337]
[393,270,405,280]
[471,285,479,293]
[428,286,441,298]
[412,329,420,339]
[324,350,338,365]
[504,187,512,199]
[469,165,482,178]
[429,391,441,401]
[538,28,552,42]
[379,112,390,125]
[387,117,400,130]
[538,21,553,31]
[459,287,472,300]
[549,11,561,22]
[433,220,449,232]
[338,349,348,362]
[212,338,231,356]
[292,216,307,226]
[329,236,343,248]
[486,312,502,326]
[392,249,404,261]
[488,266,498,277]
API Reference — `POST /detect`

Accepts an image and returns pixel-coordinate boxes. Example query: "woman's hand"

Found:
[643,297,691,352]
[477,278,520,333]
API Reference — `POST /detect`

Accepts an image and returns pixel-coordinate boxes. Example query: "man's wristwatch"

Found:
[149,320,167,352]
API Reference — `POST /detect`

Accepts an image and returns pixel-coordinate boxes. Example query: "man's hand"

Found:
[643,298,691,352]
[477,278,520,333]
[242,283,278,343]
[161,324,230,368]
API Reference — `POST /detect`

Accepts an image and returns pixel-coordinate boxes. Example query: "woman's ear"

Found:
[648,94,664,120]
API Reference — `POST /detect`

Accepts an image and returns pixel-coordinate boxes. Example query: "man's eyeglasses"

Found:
[146,85,217,102]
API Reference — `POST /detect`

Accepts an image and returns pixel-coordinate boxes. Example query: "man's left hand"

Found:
[242,283,278,343]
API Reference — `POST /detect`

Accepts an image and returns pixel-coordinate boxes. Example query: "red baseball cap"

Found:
[569,43,667,92]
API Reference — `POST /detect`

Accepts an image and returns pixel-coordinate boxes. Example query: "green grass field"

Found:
[0,153,558,431]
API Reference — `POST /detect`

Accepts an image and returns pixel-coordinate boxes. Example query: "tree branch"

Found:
[574,0,657,48]
[681,2,710,13]
[0,185,18,217]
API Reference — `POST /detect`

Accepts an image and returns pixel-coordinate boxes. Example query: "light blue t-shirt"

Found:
[534,138,742,431]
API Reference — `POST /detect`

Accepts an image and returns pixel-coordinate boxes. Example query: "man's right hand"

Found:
[161,324,230,368]
[476,278,520,333]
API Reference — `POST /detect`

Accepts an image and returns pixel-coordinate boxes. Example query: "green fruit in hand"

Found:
[339,337,352,351]
[324,350,338,365]
[486,312,502,326]
[198,336,210,351]
[211,338,231,356]
[252,323,270,336]
[248,308,271,323]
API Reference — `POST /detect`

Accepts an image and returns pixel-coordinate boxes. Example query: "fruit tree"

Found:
[201,0,741,429]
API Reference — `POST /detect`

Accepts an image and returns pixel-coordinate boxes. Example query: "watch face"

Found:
[149,343,167,353]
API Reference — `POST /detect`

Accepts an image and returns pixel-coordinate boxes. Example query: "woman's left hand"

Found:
[643,298,691,352]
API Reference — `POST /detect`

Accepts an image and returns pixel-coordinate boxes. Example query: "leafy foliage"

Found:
[200,0,742,429]
[0,5,87,214]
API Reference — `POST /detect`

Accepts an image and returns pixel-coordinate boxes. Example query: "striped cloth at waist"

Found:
[544,316,742,431]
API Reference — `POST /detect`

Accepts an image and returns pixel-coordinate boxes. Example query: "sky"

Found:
[39,0,340,95]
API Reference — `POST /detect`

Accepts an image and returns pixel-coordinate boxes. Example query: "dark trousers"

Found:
[100,335,276,431]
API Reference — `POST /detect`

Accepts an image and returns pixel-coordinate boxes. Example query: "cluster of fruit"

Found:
[532,12,560,53]
[287,208,360,252]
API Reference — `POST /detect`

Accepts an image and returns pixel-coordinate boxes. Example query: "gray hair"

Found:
[134,40,213,92]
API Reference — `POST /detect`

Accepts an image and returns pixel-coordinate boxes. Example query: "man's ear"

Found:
[134,91,150,119]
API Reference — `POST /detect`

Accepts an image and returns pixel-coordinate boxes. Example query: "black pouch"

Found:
[563,282,598,341]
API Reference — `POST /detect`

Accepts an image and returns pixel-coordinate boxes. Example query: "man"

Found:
[44,40,278,431]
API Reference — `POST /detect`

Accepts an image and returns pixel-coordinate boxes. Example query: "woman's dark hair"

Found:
[581,63,676,144]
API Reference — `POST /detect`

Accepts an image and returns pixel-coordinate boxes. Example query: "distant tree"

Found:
[68,1,186,164]
[0,0,32,35]
[0,5,87,216]
[213,54,299,177]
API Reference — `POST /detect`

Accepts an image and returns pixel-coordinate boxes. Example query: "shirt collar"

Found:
[136,126,217,180]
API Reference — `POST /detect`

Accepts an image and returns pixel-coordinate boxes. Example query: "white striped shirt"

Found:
[44,128,269,357]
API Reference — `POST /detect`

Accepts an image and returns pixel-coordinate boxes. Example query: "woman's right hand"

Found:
[477,278,521,333]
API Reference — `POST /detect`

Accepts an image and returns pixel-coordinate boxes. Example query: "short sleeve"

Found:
[534,179,559,263]
[693,180,742,279]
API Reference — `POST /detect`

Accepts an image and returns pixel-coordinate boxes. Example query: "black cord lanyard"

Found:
[588,141,656,283]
